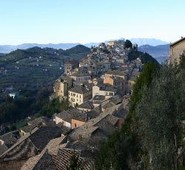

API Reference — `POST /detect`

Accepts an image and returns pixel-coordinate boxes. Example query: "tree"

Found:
[124,39,133,49]
[95,63,160,170]
[129,62,159,132]
[128,51,159,65]
[95,125,139,170]
[136,65,182,169]
[39,98,69,117]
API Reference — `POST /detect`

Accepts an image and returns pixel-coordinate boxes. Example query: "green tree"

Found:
[95,62,159,170]
[128,51,159,65]
[136,65,182,169]
[95,126,139,170]
[39,98,69,117]
[124,39,133,49]
[129,62,159,132]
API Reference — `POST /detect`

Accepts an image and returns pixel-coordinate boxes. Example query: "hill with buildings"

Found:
[0,45,90,91]
[0,39,163,170]
[0,38,185,170]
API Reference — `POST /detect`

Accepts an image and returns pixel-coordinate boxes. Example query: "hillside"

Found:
[0,45,90,91]
[0,53,5,57]
[128,50,159,65]
[139,44,170,63]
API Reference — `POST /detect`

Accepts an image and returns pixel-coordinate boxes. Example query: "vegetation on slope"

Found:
[128,50,159,65]
[95,61,159,169]
[96,54,185,169]
[0,45,90,92]
[0,87,69,135]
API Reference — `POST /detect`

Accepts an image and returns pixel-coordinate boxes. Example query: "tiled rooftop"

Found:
[56,108,87,122]
[0,125,63,162]
[20,116,51,133]
[0,131,20,148]
[21,136,66,170]
[69,104,122,141]
[29,126,62,151]
[22,143,93,170]
[78,101,94,110]
[106,69,127,76]
[93,95,106,101]
[52,148,93,170]
[0,144,8,156]
[68,86,90,94]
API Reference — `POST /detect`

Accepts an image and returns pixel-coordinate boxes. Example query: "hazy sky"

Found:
[0,0,185,45]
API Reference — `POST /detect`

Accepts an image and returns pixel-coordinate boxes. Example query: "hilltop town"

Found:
[0,39,143,170]
[1,36,185,169]
[0,39,156,170]
[1,0,185,169]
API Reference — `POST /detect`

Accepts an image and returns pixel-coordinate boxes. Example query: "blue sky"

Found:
[0,0,185,45]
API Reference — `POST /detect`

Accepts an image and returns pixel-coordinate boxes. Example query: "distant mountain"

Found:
[0,45,90,91]
[130,38,168,46]
[65,44,90,54]
[84,38,168,47]
[0,53,5,57]
[0,45,15,53]
[0,38,168,53]
[139,44,170,63]
[0,43,80,53]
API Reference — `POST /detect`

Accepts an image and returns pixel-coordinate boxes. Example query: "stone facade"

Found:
[53,76,72,99]
[170,37,185,64]
[54,116,71,128]
[92,85,115,98]
[68,86,92,107]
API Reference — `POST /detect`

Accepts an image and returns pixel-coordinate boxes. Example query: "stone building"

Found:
[68,86,92,107]
[170,37,185,64]
[64,60,78,75]
[103,69,127,94]
[53,75,72,99]
[92,84,116,98]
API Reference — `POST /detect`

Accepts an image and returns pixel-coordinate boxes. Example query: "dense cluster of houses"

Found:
[0,40,142,170]
[53,40,141,105]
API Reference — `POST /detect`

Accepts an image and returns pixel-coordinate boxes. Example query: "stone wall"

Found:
[170,40,185,64]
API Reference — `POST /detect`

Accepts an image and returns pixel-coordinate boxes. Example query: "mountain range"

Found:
[0,43,80,54]
[0,38,169,53]
[139,44,170,63]
[130,38,168,46]
[0,38,170,63]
